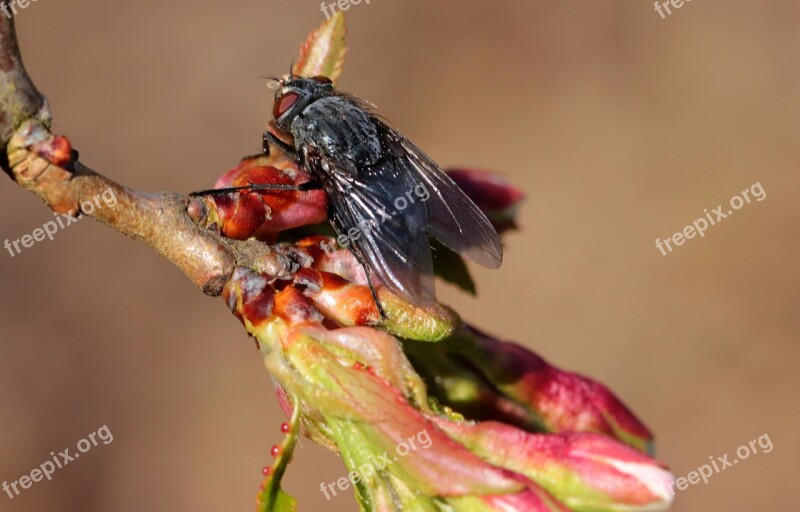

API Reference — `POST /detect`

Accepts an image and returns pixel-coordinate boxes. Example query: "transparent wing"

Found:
[377,123,503,269]
[322,157,436,305]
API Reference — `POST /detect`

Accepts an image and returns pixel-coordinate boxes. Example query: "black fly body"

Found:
[193,71,502,318]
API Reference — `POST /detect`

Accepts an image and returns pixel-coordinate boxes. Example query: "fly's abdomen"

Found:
[291,96,382,167]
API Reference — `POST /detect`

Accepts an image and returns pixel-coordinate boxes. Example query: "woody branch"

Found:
[0,8,292,295]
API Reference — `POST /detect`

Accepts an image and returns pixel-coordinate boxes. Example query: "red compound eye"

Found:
[273,91,299,119]
[312,75,332,85]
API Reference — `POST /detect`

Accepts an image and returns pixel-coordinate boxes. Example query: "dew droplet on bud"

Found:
[262,466,271,476]
[271,445,282,457]
[280,422,290,433]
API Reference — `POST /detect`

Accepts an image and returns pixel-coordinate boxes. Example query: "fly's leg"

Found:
[189,180,322,197]
[348,244,387,321]
[233,132,298,162]
[263,131,299,163]
[191,132,311,196]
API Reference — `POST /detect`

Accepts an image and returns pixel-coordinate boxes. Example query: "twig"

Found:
[0,13,292,295]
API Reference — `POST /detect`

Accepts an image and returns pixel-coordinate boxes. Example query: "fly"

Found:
[192,70,503,318]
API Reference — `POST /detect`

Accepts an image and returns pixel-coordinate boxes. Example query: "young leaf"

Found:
[294,12,348,82]
[432,240,477,295]
[256,397,301,512]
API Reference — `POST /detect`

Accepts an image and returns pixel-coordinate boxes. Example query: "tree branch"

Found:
[0,13,291,295]
[0,6,47,164]
[1,12,676,512]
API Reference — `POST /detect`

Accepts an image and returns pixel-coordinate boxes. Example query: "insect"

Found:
[193,71,502,317]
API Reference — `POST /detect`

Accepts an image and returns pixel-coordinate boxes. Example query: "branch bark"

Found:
[0,12,676,512]
[0,6,46,164]
[0,12,291,296]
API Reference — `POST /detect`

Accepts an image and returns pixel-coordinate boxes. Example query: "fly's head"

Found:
[272,75,334,130]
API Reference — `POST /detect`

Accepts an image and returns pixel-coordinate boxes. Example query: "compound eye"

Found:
[273,91,300,119]
[312,75,332,85]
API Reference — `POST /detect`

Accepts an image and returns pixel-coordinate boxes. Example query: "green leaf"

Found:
[256,396,301,512]
[294,12,347,83]
[268,490,298,512]
[432,241,477,295]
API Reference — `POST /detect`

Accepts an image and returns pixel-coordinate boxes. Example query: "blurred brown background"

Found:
[1,1,798,510]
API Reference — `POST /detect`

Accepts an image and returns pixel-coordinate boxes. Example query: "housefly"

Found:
[192,71,502,317]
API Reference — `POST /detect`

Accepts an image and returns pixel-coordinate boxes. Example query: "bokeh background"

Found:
[1,1,798,510]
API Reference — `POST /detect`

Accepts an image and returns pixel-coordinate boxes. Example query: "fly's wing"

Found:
[376,122,503,269]
[320,156,436,305]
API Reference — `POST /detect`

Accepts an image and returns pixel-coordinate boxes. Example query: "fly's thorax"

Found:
[290,96,383,167]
